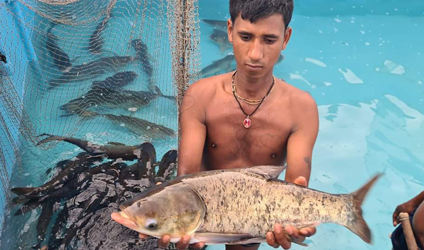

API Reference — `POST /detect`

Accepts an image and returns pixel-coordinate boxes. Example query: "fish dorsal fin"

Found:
[242,165,287,180]
[106,142,126,146]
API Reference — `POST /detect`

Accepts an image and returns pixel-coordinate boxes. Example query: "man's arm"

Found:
[393,191,424,226]
[178,81,207,176]
[266,92,319,249]
[149,82,208,250]
[285,92,319,184]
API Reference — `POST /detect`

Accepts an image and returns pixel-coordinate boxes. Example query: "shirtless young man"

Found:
[139,0,319,249]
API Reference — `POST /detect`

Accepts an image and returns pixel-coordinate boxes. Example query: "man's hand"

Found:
[139,233,205,250]
[266,176,317,249]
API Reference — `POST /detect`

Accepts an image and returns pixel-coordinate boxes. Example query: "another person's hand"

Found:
[266,176,317,249]
[392,198,419,226]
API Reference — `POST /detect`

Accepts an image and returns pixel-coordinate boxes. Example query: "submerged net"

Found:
[0,0,201,248]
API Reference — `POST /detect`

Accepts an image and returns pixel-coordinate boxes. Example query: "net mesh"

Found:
[0,0,201,248]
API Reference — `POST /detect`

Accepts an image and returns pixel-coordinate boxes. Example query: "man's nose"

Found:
[248,39,263,62]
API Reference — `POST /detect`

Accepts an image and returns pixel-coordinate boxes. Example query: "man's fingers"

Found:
[285,225,300,239]
[393,208,400,226]
[158,235,171,249]
[293,176,308,187]
[192,242,205,249]
[299,227,316,237]
[266,232,279,248]
[175,235,190,250]
[274,224,291,249]
[393,213,399,226]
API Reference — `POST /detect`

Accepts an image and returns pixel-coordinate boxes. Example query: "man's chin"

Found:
[242,68,267,78]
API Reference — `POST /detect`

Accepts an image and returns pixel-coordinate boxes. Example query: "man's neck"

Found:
[234,70,274,99]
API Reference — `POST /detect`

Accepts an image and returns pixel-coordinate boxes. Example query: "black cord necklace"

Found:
[232,71,275,129]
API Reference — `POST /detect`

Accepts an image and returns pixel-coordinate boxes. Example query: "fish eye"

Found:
[145,219,158,230]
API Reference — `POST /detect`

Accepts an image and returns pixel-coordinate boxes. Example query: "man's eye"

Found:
[240,35,250,41]
[265,39,276,44]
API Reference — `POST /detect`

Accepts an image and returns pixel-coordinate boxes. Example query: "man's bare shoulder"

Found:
[279,79,318,111]
[184,73,230,101]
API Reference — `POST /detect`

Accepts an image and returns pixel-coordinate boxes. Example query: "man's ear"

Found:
[227,18,233,44]
[281,26,292,51]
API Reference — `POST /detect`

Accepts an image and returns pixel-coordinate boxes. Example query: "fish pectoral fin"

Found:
[226,237,267,245]
[193,232,257,245]
[289,235,309,247]
[243,165,288,180]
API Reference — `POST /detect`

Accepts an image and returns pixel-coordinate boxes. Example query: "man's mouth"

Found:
[246,64,263,69]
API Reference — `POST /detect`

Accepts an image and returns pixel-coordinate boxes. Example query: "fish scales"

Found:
[113,166,381,245]
[183,171,354,236]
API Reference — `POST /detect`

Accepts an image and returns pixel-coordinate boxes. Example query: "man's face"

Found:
[227,13,292,78]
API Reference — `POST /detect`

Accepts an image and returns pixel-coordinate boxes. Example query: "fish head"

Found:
[113,182,205,239]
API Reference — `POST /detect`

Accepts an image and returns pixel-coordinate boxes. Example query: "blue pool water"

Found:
[198,0,424,249]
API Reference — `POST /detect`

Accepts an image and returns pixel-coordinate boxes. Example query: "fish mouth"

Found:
[111,211,140,232]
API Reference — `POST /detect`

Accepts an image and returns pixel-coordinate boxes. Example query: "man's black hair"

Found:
[229,0,294,29]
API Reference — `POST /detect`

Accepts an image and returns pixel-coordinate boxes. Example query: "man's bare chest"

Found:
[203,100,292,168]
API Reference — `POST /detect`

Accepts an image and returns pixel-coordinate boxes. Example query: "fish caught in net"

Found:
[0,0,201,248]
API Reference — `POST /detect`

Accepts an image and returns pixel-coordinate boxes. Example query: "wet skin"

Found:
[112,13,319,250]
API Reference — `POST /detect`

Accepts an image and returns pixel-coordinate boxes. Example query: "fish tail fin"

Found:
[47,22,57,34]
[345,173,383,244]
[11,187,37,196]
[155,86,176,101]
[154,86,163,96]
[36,134,62,146]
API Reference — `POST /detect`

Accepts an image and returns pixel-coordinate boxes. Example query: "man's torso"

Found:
[200,72,299,171]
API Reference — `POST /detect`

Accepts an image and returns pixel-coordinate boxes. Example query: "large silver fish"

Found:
[36,133,144,161]
[200,54,235,78]
[202,19,228,30]
[112,165,381,246]
[88,0,116,55]
[88,15,113,55]
[60,86,174,116]
[101,113,176,139]
[10,152,98,200]
[91,71,138,90]
[79,111,176,139]
[48,56,136,89]
[209,29,232,54]
[96,86,175,110]
[131,39,153,78]
[46,24,72,72]
[59,71,138,116]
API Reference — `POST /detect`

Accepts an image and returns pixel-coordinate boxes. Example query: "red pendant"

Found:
[243,117,251,129]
